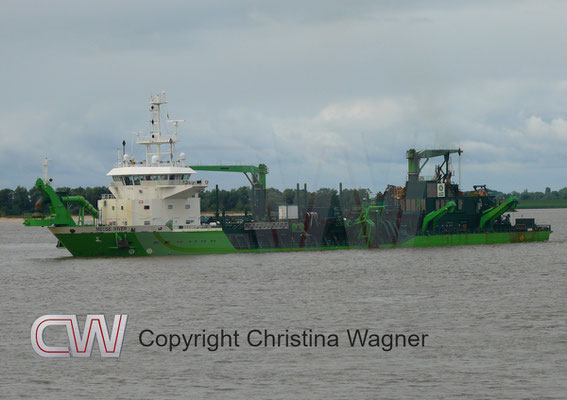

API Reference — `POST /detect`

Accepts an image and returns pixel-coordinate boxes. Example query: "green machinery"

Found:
[479,196,519,229]
[23,178,98,227]
[352,205,384,247]
[421,201,456,233]
[189,164,269,219]
[406,148,519,233]
[406,148,462,182]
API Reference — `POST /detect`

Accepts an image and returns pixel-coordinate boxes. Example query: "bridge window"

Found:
[185,204,190,209]
[123,176,132,185]
[144,221,150,225]
[168,205,173,209]
[144,205,150,210]
[133,176,141,185]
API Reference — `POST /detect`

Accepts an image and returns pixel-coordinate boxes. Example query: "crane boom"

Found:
[189,164,269,219]
[406,148,462,182]
[189,164,268,189]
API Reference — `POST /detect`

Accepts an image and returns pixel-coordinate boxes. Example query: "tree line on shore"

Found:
[1,185,567,216]
[0,185,371,216]
[0,186,111,216]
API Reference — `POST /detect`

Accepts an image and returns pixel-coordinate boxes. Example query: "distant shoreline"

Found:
[2,205,566,224]
[0,217,25,223]
[516,200,567,209]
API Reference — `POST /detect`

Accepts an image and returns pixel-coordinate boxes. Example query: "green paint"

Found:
[24,178,76,227]
[479,196,518,229]
[61,195,98,226]
[421,201,456,233]
[23,179,98,227]
[387,230,551,248]
[352,205,384,247]
[189,164,268,189]
[52,228,552,257]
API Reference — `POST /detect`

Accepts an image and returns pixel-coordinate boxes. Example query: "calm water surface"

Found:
[0,209,565,399]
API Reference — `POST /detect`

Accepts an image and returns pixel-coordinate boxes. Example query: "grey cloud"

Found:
[1,1,566,192]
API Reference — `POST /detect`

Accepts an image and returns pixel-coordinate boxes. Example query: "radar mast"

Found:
[135,92,181,166]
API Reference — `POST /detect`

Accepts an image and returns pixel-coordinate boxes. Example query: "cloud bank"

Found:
[1,0,566,192]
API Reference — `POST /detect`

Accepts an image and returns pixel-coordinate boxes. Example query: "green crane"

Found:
[406,148,462,182]
[189,164,269,219]
[189,164,268,189]
[23,178,98,227]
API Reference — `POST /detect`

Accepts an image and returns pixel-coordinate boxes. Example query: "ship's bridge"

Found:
[101,165,207,228]
[98,92,207,228]
[107,166,197,184]
[106,165,207,199]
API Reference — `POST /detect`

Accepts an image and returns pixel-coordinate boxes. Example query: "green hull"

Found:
[51,227,552,257]
[386,230,551,248]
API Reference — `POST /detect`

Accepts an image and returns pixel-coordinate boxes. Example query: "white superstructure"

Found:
[98,92,207,229]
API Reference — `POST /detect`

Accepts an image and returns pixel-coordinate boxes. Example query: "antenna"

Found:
[168,119,184,139]
[137,92,182,166]
[148,92,168,163]
[42,157,49,183]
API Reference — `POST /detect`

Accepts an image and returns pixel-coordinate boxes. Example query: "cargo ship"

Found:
[24,93,552,256]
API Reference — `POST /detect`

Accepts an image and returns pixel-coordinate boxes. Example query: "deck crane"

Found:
[189,164,269,219]
[189,164,268,189]
[406,148,462,182]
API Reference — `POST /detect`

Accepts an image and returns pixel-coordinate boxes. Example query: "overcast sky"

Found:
[1,0,566,193]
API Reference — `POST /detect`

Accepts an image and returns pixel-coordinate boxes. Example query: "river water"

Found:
[0,209,565,399]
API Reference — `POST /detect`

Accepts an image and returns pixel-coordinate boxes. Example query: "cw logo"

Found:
[31,314,128,358]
